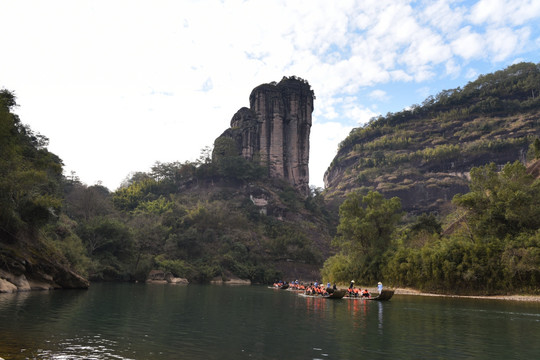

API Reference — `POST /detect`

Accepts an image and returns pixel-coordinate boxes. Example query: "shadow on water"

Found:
[1,285,539,359]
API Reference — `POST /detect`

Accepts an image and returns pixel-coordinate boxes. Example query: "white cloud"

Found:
[444,59,461,77]
[422,0,467,33]
[485,26,531,62]
[465,68,479,80]
[451,26,485,60]
[310,121,355,187]
[369,90,388,101]
[1,0,539,189]
[470,0,540,26]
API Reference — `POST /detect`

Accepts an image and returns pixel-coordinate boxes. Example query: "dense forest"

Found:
[59,157,333,283]
[1,62,539,294]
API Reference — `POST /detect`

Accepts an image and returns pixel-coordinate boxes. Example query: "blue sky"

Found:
[1,0,539,190]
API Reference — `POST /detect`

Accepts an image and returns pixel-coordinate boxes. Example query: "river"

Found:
[1,283,539,359]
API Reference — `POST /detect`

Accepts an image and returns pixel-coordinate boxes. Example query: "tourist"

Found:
[377,282,383,294]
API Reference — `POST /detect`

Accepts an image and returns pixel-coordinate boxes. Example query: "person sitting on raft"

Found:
[361,289,370,298]
[347,281,362,297]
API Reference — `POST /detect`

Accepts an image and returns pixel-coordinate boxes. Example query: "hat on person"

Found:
[378,282,382,285]
[351,280,355,283]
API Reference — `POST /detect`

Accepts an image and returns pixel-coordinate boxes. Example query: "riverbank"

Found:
[393,287,540,302]
[339,284,540,302]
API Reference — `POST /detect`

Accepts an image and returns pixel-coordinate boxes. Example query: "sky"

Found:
[1,0,539,191]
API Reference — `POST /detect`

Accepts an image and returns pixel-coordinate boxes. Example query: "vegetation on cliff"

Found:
[323,159,540,295]
[0,90,88,289]
[60,154,333,283]
[325,62,540,214]
[321,62,540,294]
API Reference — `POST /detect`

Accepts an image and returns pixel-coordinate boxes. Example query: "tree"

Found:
[323,191,402,283]
[453,161,540,238]
[65,183,113,221]
[0,90,63,234]
[334,191,402,255]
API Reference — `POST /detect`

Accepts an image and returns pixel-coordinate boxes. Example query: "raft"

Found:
[269,283,289,290]
[323,289,347,299]
[367,289,395,301]
[300,289,347,299]
[344,289,395,301]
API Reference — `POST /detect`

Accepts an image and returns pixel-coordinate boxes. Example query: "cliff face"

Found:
[0,239,90,293]
[324,110,539,214]
[214,77,314,196]
[323,63,540,215]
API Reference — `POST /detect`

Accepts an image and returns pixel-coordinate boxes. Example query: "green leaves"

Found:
[453,161,540,238]
[0,90,63,233]
[324,191,402,283]
[384,161,540,294]
[335,191,402,255]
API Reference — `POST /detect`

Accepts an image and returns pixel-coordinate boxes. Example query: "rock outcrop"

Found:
[0,243,89,293]
[146,269,188,284]
[213,76,314,196]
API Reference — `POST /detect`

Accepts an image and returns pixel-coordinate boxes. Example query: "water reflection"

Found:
[377,301,383,334]
[303,295,327,316]
[1,286,540,360]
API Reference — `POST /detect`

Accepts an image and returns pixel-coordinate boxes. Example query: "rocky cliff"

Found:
[0,239,89,293]
[213,76,314,196]
[323,62,540,215]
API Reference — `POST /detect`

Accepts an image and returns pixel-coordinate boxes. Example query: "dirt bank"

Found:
[393,288,540,302]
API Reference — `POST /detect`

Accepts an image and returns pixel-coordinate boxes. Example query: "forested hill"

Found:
[324,62,540,215]
[1,87,333,289]
[0,90,89,291]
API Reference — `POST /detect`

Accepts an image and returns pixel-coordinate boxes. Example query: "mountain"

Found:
[323,62,540,215]
[74,77,331,284]
[213,76,314,196]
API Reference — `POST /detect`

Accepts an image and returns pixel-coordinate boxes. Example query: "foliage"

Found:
[0,90,64,235]
[0,90,92,284]
[453,161,540,238]
[333,191,402,255]
[43,214,91,276]
[328,62,540,215]
[323,191,402,284]
[384,161,540,294]
[410,213,442,236]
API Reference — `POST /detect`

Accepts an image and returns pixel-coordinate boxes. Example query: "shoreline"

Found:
[392,287,540,302]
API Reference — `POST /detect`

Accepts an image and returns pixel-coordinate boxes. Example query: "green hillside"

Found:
[0,90,88,290]
[324,62,540,215]
[64,159,334,283]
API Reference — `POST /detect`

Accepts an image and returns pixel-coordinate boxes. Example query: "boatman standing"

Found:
[377,282,383,294]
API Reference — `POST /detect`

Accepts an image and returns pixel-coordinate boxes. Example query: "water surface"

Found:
[1,283,539,359]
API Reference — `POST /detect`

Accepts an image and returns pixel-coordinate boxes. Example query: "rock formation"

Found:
[0,245,89,293]
[213,76,314,196]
